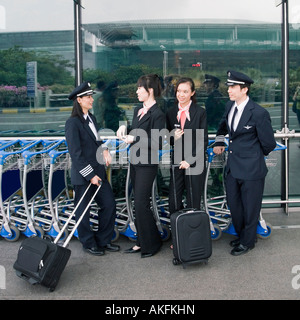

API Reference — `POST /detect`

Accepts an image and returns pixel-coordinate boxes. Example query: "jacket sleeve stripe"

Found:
[79,165,93,177]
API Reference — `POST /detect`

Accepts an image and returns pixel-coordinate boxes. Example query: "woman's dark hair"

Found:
[175,77,197,104]
[71,99,84,120]
[137,74,162,98]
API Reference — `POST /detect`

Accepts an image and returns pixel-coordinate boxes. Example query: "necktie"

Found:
[230,107,238,134]
[177,104,191,129]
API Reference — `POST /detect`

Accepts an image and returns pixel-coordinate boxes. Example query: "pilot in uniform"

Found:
[65,82,119,256]
[213,71,276,256]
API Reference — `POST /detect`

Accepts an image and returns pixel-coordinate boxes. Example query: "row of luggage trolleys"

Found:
[0,137,285,244]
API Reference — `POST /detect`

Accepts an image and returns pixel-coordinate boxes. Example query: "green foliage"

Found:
[0,46,74,87]
[83,69,113,85]
[113,64,160,85]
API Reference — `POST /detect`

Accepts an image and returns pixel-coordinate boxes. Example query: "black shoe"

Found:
[141,253,153,258]
[229,238,240,247]
[124,246,141,254]
[141,245,161,258]
[230,244,254,256]
[84,247,105,256]
[104,243,120,252]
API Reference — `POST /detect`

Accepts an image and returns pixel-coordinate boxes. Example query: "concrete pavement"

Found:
[1,210,300,301]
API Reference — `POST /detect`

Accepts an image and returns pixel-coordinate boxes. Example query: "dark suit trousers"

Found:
[225,172,265,247]
[73,180,116,249]
[169,166,205,214]
[130,164,162,254]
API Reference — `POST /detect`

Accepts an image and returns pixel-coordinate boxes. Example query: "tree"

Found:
[0,46,74,87]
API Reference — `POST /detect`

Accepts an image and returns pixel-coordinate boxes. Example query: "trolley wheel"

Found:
[211,224,222,241]
[4,225,20,242]
[58,228,69,242]
[160,225,171,242]
[111,227,120,243]
[257,222,272,239]
[172,258,181,266]
[35,226,45,238]
[43,234,53,241]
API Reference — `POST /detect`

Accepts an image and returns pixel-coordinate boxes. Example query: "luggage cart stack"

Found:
[45,142,76,240]
[52,138,122,242]
[0,139,43,241]
[34,139,72,240]
[105,138,172,242]
[9,139,64,239]
[204,140,287,241]
[1,136,173,244]
[104,138,136,241]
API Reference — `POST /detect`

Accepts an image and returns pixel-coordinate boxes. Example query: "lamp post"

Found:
[276,0,290,214]
[74,0,83,86]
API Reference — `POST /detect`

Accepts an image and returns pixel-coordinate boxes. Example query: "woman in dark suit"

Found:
[65,82,119,256]
[166,77,208,216]
[117,74,165,258]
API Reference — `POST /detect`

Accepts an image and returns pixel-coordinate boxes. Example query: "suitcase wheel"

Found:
[172,258,181,266]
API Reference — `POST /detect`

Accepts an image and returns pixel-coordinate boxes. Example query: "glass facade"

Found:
[0,0,299,206]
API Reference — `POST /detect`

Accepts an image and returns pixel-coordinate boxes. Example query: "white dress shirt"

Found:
[84,114,99,140]
[228,96,249,132]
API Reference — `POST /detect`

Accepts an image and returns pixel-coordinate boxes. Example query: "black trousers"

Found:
[130,164,162,254]
[73,179,116,249]
[225,172,265,247]
[168,165,206,214]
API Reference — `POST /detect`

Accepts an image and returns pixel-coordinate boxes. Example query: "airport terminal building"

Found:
[0,4,300,213]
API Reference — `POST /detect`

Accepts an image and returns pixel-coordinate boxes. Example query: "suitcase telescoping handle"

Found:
[171,164,194,212]
[53,181,102,248]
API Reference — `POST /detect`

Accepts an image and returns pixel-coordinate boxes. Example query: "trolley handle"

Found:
[48,149,69,164]
[272,142,287,152]
[21,140,64,165]
[0,140,43,165]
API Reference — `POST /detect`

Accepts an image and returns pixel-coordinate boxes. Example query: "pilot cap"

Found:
[68,82,95,100]
[226,70,254,86]
[203,74,220,84]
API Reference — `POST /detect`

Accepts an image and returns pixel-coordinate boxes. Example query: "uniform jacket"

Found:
[166,102,208,167]
[65,112,106,185]
[128,103,166,166]
[215,98,276,180]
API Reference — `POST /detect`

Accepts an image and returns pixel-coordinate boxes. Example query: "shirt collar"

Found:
[234,96,249,111]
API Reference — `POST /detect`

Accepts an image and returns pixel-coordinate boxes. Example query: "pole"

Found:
[74,0,83,86]
[281,0,289,214]
[163,51,168,78]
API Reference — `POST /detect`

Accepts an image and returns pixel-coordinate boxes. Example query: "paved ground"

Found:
[1,210,300,302]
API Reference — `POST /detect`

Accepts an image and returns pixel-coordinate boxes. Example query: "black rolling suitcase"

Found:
[13,182,101,291]
[13,236,71,292]
[170,166,212,268]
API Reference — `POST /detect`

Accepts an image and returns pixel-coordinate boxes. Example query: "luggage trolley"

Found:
[105,137,171,242]
[33,139,71,239]
[0,139,42,241]
[43,138,121,243]
[204,140,287,240]
[104,138,137,241]
[9,140,63,238]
